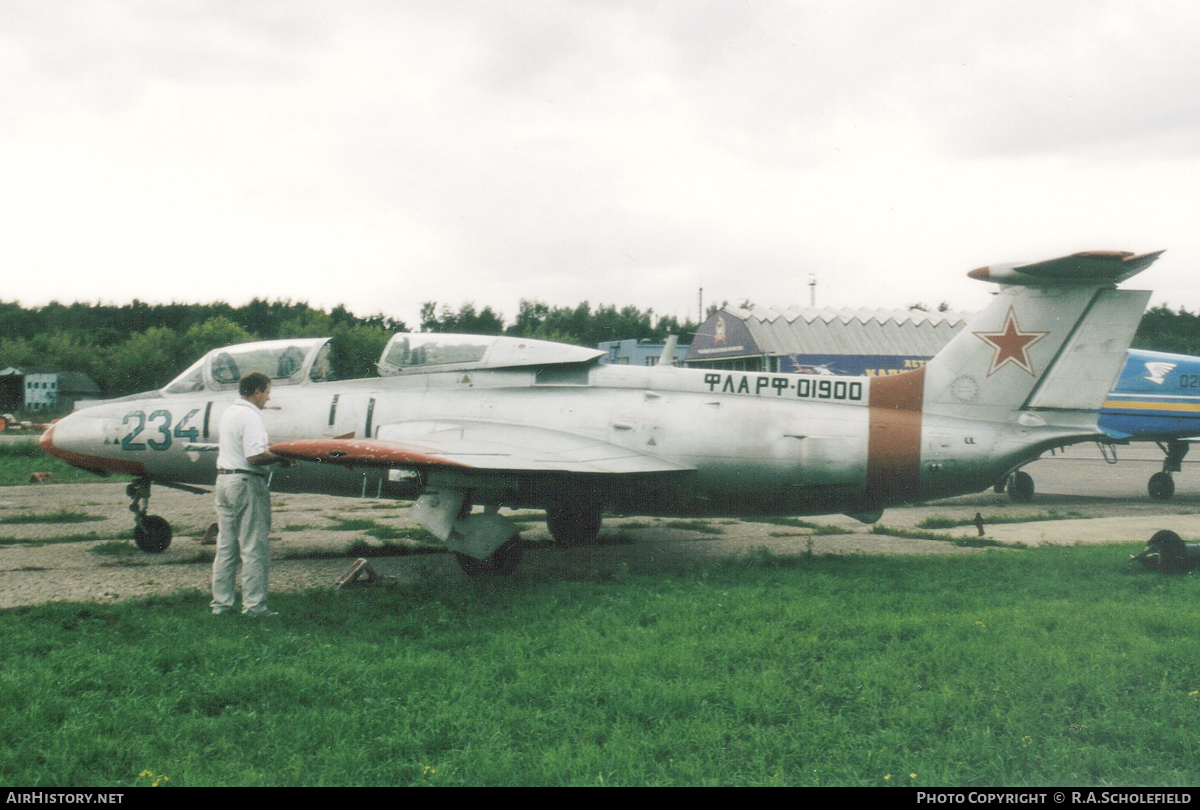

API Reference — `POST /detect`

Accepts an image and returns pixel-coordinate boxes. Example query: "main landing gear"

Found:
[455,539,522,577]
[411,489,608,576]
[1148,441,1189,501]
[412,489,525,577]
[545,504,603,545]
[454,503,605,574]
[994,469,1035,503]
[127,478,172,553]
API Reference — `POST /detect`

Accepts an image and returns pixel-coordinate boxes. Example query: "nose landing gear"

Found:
[1148,441,1189,501]
[127,478,173,553]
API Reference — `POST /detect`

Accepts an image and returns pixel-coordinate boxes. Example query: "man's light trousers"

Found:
[211,473,271,614]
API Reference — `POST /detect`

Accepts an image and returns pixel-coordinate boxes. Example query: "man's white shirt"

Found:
[217,397,270,471]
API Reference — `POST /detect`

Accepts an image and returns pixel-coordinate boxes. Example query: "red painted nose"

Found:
[38,423,55,455]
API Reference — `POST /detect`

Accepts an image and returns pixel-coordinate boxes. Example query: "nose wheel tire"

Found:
[134,515,173,554]
[1148,472,1175,501]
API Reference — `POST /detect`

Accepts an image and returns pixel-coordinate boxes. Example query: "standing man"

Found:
[211,371,290,617]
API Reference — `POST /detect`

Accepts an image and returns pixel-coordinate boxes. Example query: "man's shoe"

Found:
[212,607,233,615]
[243,608,278,618]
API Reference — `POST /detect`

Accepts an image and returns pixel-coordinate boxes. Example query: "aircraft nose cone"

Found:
[38,422,56,456]
[967,267,991,281]
[35,410,148,478]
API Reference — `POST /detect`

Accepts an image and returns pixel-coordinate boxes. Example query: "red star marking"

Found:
[973,307,1049,377]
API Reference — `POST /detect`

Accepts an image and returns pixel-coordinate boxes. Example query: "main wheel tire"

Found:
[1007,471,1035,503]
[1148,472,1176,501]
[135,515,172,553]
[455,538,522,577]
[546,505,603,545]
[1149,529,1187,572]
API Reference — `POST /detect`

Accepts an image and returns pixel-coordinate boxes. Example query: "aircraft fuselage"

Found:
[43,361,1092,518]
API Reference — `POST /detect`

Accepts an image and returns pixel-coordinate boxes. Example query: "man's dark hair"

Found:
[239,372,271,397]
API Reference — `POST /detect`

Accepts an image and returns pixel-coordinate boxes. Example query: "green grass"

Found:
[286,539,444,561]
[324,516,381,531]
[0,509,105,525]
[1,544,1198,786]
[871,525,1014,548]
[90,540,139,559]
[0,440,128,486]
[745,516,856,534]
[0,531,129,548]
[919,510,1089,530]
[361,525,437,542]
[322,516,438,543]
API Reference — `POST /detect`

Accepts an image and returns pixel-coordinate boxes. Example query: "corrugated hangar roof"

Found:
[693,306,971,359]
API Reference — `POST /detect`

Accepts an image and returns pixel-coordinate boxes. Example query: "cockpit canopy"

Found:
[161,333,603,394]
[163,338,334,394]
[377,333,604,376]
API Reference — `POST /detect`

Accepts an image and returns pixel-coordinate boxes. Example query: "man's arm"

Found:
[248,450,294,467]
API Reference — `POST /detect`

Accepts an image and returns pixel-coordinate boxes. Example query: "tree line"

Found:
[0,298,696,399]
[0,299,405,399]
[1130,305,1200,355]
[420,300,697,348]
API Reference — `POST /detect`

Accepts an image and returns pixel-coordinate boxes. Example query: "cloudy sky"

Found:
[3,1,1198,330]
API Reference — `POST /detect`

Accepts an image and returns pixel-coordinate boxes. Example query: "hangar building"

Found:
[683,306,971,376]
[0,368,101,413]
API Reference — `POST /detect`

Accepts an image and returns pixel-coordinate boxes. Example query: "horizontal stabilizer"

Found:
[967,250,1164,287]
[272,420,694,476]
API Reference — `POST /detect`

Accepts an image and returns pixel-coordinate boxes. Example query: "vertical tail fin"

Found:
[923,251,1160,420]
[865,250,1159,506]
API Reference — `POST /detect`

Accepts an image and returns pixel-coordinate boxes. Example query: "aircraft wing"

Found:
[271,419,694,475]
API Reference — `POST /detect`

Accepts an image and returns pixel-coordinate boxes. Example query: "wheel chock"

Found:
[199,522,218,545]
[29,472,54,484]
[336,558,379,588]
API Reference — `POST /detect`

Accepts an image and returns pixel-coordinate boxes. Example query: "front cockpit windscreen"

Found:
[163,357,206,394]
[163,338,331,394]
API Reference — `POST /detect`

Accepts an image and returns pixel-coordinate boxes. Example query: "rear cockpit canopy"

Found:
[163,338,334,394]
[377,333,603,376]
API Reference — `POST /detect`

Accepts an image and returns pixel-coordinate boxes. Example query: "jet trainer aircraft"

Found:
[40,250,1161,572]
[1094,348,1200,500]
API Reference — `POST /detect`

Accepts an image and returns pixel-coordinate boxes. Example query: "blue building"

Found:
[598,339,692,367]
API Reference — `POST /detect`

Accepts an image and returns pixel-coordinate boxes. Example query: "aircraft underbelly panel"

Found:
[800,437,864,485]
